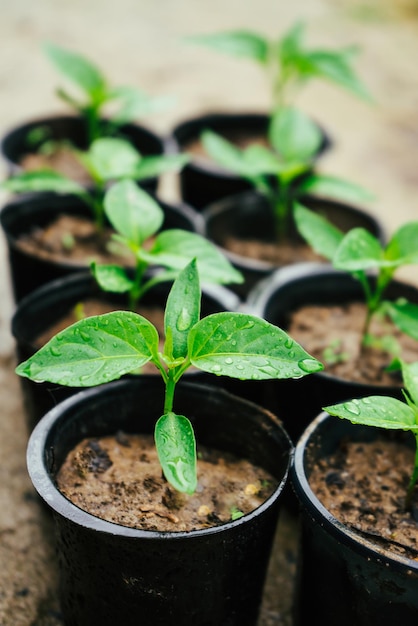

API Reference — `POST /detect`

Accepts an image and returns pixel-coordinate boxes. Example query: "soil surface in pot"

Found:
[20,147,93,186]
[16,214,136,266]
[287,302,418,386]
[224,236,322,266]
[308,436,418,559]
[57,432,277,532]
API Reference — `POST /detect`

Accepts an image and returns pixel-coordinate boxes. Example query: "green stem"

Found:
[128,257,148,310]
[274,179,290,241]
[84,104,101,145]
[405,433,418,510]
[164,371,176,414]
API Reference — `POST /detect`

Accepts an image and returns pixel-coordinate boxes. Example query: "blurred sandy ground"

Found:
[0,1,418,624]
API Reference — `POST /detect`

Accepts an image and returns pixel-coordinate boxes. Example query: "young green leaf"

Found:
[385,300,418,341]
[144,229,244,285]
[91,263,134,294]
[1,170,85,196]
[293,203,344,261]
[43,42,107,101]
[403,361,418,408]
[332,228,390,272]
[15,312,159,386]
[324,395,418,431]
[188,312,323,380]
[201,130,247,174]
[385,221,418,265]
[298,174,375,205]
[81,138,140,181]
[304,48,371,100]
[108,86,174,124]
[186,31,269,64]
[104,179,164,246]
[155,412,197,494]
[133,154,190,181]
[164,258,201,360]
[268,107,322,162]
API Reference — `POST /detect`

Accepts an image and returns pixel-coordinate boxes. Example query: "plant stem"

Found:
[164,372,176,414]
[405,433,418,510]
[129,258,148,311]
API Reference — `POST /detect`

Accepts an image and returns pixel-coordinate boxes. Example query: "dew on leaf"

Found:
[298,358,322,374]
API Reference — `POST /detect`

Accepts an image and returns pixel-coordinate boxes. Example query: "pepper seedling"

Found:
[42,42,172,145]
[186,21,370,112]
[16,259,323,494]
[91,179,244,309]
[294,204,418,353]
[2,137,189,232]
[325,360,418,510]
[201,121,373,240]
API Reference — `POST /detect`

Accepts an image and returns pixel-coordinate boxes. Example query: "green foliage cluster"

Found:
[16,260,323,494]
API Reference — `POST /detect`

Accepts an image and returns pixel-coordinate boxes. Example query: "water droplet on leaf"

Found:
[298,358,322,374]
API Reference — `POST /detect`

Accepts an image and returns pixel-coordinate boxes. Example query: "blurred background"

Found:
[0,0,417,624]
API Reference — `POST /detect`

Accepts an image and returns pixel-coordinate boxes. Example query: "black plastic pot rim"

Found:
[293,410,418,572]
[27,379,291,540]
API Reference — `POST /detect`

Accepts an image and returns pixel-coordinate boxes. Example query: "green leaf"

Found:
[385,300,418,341]
[145,230,244,285]
[186,30,269,64]
[402,361,418,408]
[298,174,375,205]
[133,154,190,180]
[82,138,141,181]
[268,107,322,162]
[108,86,174,123]
[43,42,107,101]
[305,48,370,100]
[104,179,164,247]
[1,170,85,196]
[91,263,134,293]
[15,311,159,386]
[155,412,197,494]
[324,396,418,431]
[278,21,306,65]
[333,228,390,272]
[294,203,344,261]
[385,221,418,265]
[188,312,323,380]
[201,130,247,174]
[202,130,283,179]
[164,259,201,360]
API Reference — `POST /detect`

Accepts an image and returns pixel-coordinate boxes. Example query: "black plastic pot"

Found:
[12,270,242,429]
[26,377,292,626]
[291,411,418,625]
[170,112,330,210]
[1,114,166,192]
[1,191,204,302]
[203,191,385,300]
[246,263,418,443]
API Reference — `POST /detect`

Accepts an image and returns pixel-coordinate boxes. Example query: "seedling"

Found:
[201,123,372,240]
[2,137,188,231]
[16,259,323,495]
[325,360,418,510]
[91,179,244,309]
[187,21,370,111]
[294,204,418,351]
[42,42,172,144]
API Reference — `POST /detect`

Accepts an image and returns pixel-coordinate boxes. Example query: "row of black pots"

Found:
[2,111,330,209]
[5,112,418,624]
[11,260,418,624]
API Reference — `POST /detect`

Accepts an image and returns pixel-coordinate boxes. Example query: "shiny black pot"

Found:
[27,378,292,626]
[291,411,418,626]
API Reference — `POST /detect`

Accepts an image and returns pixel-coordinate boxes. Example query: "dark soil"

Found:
[16,214,135,267]
[224,236,323,266]
[308,435,418,559]
[20,146,93,186]
[56,433,278,532]
[287,302,418,386]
